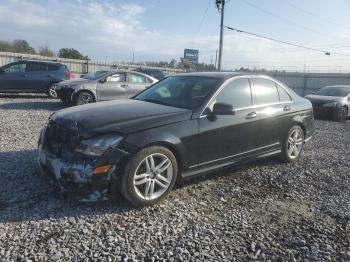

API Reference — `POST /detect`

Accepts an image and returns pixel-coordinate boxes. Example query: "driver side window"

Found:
[4,62,27,73]
[106,73,126,83]
[208,78,252,111]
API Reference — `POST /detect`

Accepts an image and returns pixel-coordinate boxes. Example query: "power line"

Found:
[279,0,350,31]
[225,26,350,57]
[239,0,336,40]
[194,0,211,37]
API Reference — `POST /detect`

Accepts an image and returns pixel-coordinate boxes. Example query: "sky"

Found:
[1,0,350,72]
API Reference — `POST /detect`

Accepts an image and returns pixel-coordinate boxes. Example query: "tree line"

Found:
[0,39,88,60]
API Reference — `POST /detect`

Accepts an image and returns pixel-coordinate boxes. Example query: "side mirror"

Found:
[212,102,235,115]
[0,68,5,73]
[99,78,107,84]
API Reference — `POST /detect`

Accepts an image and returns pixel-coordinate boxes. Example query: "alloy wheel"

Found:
[287,129,303,159]
[48,85,58,98]
[133,153,173,200]
[79,94,93,104]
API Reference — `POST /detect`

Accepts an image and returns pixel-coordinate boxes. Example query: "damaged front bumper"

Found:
[38,147,129,201]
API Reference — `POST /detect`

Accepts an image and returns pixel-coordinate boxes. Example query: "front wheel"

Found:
[114,146,178,206]
[74,91,95,105]
[280,125,305,163]
[46,84,58,98]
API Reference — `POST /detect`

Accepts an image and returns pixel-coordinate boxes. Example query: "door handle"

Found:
[283,105,291,111]
[22,74,28,78]
[246,112,257,119]
[47,74,54,78]
[120,84,127,88]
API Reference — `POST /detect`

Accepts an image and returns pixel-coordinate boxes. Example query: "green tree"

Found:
[59,48,88,60]
[12,39,36,54]
[38,45,54,57]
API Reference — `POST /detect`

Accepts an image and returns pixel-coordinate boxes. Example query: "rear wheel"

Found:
[280,125,304,163]
[332,106,348,122]
[46,84,58,98]
[113,146,178,206]
[74,91,95,105]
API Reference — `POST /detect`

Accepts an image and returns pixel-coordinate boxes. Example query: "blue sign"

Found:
[184,49,199,64]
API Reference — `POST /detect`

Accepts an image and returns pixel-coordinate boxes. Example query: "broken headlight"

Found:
[75,134,123,156]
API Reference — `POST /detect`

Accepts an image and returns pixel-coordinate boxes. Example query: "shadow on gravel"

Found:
[0,147,284,224]
[0,93,50,99]
[0,101,65,111]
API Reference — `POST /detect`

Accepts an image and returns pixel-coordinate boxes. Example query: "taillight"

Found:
[64,72,73,79]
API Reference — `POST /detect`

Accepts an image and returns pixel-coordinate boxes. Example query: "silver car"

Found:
[55,70,158,105]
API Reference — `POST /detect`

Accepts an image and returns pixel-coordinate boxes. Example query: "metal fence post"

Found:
[302,74,308,96]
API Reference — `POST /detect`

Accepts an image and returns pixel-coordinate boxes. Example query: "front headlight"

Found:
[323,102,338,107]
[75,134,123,156]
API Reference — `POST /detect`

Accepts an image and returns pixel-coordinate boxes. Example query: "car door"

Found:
[197,77,261,167]
[97,72,128,101]
[251,77,293,149]
[26,62,50,91]
[127,72,152,96]
[0,61,28,91]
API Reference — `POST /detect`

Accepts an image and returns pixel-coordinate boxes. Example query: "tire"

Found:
[46,83,58,98]
[74,91,95,106]
[280,125,305,163]
[332,106,348,122]
[113,146,178,206]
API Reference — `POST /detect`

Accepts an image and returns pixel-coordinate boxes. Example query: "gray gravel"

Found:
[0,93,350,261]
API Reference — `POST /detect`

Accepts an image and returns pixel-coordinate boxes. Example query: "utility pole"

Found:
[215,49,218,69]
[216,0,225,72]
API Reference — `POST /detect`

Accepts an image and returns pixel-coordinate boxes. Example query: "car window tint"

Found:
[30,63,47,72]
[253,78,279,105]
[213,78,252,109]
[130,73,147,83]
[277,84,292,102]
[48,64,60,71]
[107,73,126,82]
[4,62,26,73]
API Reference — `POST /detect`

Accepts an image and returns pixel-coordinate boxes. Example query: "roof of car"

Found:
[324,85,350,88]
[175,72,250,79]
[20,59,61,65]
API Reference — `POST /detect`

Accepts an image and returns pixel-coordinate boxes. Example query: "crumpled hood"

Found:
[305,95,344,103]
[56,78,93,87]
[51,99,192,137]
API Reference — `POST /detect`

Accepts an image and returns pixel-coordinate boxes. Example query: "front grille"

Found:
[44,120,80,157]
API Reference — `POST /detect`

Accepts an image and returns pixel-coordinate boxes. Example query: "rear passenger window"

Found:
[48,64,59,71]
[214,78,252,109]
[276,84,292,102]
[29,63,47,72]
[130,73,147,84]
[253,78,279,105]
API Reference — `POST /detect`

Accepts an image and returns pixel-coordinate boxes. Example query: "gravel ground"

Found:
[0,93,349,261]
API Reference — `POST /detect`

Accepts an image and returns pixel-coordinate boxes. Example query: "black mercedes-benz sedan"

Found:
[38,72,314,206]
[305,85,350,122]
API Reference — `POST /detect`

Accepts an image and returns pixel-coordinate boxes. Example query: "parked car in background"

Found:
[80,70,109,79]
[38,73,314,206]
[305,85,350,122]
[56,70,158,105]
[135,68,166,80]
[0,60,72,97]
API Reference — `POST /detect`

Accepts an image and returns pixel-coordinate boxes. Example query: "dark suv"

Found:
[0,60,72,97]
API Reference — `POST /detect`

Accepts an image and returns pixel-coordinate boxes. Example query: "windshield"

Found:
[134,76,222,110]
[315,86,350,97]
[82,70,109,80]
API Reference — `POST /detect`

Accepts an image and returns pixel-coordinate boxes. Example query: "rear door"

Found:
[0,62,28,91]
[127,72,152,96]
[26,62,49,91]
[97,72,128,101]
[251,77,293,149]
[197,77,261,167]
